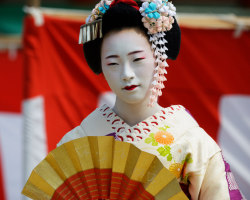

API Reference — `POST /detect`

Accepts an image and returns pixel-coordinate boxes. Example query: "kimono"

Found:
[57,104,243,200]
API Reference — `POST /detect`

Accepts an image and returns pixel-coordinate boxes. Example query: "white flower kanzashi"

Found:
[168,2,176,16]
[139,0,176,106]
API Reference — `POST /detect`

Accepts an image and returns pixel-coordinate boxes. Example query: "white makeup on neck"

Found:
[101,28,162,126]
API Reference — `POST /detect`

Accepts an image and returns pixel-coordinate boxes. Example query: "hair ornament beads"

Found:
[79,0,178,106]
[86,0,113,23]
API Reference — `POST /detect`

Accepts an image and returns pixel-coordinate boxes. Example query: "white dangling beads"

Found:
[153,73,159,78]
[157,89,162,96]
[152,80,157,86]
[148,33,169,107]
[163,38,167,43]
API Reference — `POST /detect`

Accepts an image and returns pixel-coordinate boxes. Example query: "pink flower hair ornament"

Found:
[79,0,177,107]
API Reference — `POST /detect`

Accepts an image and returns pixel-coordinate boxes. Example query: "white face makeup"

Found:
[101,29,156,105]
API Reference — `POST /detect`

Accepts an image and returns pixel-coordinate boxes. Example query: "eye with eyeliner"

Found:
[133,57,145,62]
[107,62,118,66]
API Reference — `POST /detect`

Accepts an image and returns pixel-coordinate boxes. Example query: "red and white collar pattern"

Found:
[99,104,184,143]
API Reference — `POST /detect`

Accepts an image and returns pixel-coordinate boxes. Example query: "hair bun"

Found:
[165,17,181,60]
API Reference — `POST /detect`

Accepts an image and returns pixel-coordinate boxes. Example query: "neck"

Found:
[112,97,163,127]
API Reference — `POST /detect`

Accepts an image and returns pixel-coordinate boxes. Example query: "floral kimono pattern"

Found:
[58,104,243,200]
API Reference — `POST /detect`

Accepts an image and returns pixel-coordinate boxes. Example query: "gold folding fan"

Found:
[22,136,188,200]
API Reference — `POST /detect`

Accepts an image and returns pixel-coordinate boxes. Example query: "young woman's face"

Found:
[101,29,156,104]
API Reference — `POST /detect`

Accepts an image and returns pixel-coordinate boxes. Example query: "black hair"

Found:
[83,2,181,74]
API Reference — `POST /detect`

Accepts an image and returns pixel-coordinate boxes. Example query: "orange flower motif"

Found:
[154,131,174,145]
[169,163,183,179]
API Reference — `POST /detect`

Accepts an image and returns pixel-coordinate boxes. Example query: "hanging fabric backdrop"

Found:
[0,49,23,200]
[0,13,249,200]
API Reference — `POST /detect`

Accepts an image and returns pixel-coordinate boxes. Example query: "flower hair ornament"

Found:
[79,0,177,107]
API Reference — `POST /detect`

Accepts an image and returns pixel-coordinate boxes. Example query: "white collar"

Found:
[99,104,185,142]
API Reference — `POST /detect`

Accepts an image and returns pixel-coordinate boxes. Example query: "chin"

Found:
[119,94,149,105]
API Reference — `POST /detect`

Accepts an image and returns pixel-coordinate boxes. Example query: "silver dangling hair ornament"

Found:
[79,19,102,44]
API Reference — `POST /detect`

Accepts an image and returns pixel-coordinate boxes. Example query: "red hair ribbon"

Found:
[110,0,139,11]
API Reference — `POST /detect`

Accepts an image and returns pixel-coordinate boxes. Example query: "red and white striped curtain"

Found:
[0,13,249,199]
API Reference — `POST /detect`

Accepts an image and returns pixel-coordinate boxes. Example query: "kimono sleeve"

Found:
[183,126,222,199]
[200,152,243,200]
[184,126,242,199]
[57,124,87,147]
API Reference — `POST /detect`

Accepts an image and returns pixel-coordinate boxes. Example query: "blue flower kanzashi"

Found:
[145,2,160,19]
[162,0,168,6]
[99,2,109,14]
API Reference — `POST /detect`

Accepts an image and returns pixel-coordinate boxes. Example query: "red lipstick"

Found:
[124,85,138,91]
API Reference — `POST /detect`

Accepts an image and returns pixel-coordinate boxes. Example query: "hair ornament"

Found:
[87,0,113,23]
[98,1,110,14]
[139,0,176,34]
[79,19,103,44]
[79,0,177,106]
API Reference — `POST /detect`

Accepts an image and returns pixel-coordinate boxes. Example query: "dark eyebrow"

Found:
[128,50,144,56]
[105,55,119,59]
[105,50,144,59]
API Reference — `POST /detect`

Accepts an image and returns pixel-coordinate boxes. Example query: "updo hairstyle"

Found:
[83,2,181,74]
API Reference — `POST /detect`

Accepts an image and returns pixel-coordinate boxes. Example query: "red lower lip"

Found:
[124,85,137,91]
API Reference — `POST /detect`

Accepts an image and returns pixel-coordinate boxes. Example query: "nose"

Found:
[121,62,135,82]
